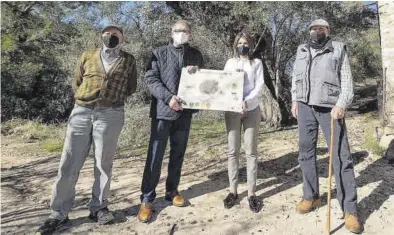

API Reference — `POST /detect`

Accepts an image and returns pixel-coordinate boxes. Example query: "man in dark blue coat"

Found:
[137,20,203,223]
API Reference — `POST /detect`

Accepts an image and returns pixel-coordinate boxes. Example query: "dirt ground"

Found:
[1,83,393,235]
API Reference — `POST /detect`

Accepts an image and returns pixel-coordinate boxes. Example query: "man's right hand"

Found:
[291,102,298,118]
[169,95,183,111]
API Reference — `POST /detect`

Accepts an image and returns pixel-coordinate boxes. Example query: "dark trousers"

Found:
[140,114,192,203]
[297,102,357,213]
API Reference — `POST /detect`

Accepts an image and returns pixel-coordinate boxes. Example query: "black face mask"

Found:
[102,34,120,48]
[237,45,249,56]
[310,31,327,44]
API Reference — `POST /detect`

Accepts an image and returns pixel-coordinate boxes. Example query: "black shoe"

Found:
[223,193,238,209]
[248,196,262,213]
[35,217,69,235]
[88,207,115,225]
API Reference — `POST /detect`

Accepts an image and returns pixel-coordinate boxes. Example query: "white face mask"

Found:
[173,32,189,46]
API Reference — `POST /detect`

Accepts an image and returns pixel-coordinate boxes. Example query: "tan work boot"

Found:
[165,191,186,207]
[344,212,363,234]
[137,203,152,223]
[296,199,321,214]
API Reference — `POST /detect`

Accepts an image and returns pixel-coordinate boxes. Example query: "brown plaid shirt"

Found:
[73,49,137,108]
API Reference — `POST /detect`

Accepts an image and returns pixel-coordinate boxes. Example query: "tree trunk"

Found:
[260,84,282,128]
[259,60,282,127]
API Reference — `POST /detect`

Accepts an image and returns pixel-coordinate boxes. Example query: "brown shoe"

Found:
[137,203,152,223]
[165,191,186,207]
[296,199,321,214]
[344,212,363,234]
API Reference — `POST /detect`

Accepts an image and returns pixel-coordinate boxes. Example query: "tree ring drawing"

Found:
[199,80,219,97]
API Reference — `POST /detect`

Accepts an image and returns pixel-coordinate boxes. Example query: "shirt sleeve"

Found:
[223,59,232,70]
[335,51,354,108]
[73,52,86,92]
[244,60,265,101]
[127,57,137,96]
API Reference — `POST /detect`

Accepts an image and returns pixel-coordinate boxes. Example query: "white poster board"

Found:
[177,68,244,112]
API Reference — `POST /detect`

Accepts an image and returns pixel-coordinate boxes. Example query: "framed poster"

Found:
[177,68,244,112]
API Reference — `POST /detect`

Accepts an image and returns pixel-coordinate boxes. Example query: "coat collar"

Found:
[168,42,190,50]
[300,39,334,52]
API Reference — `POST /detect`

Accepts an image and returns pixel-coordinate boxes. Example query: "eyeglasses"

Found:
[173,29,190,33]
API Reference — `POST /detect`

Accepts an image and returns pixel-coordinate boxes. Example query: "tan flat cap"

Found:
[308,19,330,30]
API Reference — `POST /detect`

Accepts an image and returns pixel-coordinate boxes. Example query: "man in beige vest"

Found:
[291,19,362,234]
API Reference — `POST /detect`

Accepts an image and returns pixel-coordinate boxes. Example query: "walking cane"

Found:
[327,117,335,234]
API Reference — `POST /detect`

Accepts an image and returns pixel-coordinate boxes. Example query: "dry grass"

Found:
[1,119,66,154]
[40,139,64,152]
[362,114,386,156]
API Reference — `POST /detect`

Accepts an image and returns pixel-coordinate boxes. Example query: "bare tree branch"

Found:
[22,2,37,14]
[253,26,267,54]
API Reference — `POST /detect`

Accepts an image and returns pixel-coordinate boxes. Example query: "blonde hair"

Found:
[233,32,255,60]
[172,20,191,32]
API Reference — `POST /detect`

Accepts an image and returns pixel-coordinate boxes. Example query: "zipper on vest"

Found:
[306,46,313,102]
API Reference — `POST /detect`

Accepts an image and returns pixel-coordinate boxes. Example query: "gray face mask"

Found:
[310,31,327,43]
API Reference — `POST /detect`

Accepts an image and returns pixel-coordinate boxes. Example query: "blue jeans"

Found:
[140,114,192,203]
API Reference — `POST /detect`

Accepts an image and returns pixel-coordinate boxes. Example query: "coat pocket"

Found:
[320,82,340,104]
[295,80,304,99]
[295,54,308,74]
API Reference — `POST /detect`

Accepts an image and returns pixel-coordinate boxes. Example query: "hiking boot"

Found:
[296,199,321,214]
[248,195,263,213]
[35,217,69,235]
[344,212,363,234]
[165,190,186,207]
[138,203,152,223]
[88,207,115,225]
[223,193,238,209]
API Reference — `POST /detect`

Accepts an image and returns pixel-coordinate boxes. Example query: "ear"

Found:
[124,36,130,44]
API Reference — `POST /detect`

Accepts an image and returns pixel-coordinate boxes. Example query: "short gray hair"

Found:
[171,20,192,32]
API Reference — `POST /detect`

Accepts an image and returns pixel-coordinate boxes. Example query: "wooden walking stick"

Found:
[327,117,335,234]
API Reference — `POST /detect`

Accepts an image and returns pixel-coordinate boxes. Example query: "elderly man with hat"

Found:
[35,24,137,235]
[291,19,362,233]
